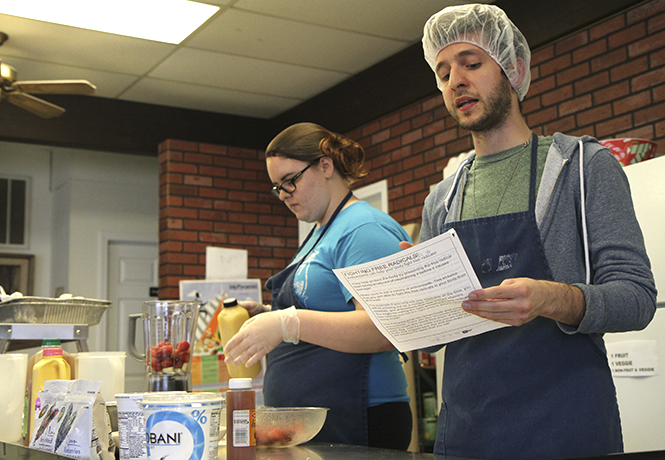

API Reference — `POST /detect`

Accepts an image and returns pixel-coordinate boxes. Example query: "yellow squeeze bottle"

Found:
[29,347,71,441]
[218,298,262,379]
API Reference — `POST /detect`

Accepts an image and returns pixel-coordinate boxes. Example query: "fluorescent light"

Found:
[0,0,219,44]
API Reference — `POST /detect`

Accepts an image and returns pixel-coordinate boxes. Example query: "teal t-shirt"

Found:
[290,200,411,406]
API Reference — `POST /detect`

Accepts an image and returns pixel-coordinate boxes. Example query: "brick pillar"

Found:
[158,139,297,301]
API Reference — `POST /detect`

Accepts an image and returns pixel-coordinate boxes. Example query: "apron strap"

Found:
[292,190,354,264]
[528,132,539,213]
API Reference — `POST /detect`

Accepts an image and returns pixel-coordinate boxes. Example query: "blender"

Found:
[128,300,201,391]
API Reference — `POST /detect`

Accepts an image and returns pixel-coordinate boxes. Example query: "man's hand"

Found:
[461,278,586,327]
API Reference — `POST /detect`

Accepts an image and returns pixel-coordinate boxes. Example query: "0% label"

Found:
[191,409,207,425]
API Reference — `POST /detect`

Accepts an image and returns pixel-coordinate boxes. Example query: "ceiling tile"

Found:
[0,0,490,118]
[147,48,348,99]
[233,0,482,41]
[198,0,233,6]
[121,78,300,118]
[187,9,407,73]
[0,14,175,74]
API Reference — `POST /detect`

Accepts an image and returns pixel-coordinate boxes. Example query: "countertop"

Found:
[2,442,664,460]
[259,445,665,460]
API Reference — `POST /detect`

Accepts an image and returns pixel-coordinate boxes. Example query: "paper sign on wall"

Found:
[179,279,261,304]
[205,246,248,280]
[606,340,659,377]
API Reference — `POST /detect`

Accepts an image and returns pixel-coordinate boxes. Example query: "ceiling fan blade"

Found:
[13,80,96,95]
[7,91,66,118]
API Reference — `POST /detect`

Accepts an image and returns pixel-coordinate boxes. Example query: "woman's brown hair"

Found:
[266,122,368,181]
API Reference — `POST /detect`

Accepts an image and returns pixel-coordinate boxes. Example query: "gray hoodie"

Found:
[420,133,657,349]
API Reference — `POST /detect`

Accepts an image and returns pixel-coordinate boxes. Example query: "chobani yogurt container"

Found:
[116,392,187,460]
[116,393,149,460]
[141,392,224,460]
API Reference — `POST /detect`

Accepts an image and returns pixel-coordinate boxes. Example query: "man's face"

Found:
[435,43,514,133]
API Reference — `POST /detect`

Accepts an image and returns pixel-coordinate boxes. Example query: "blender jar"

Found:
[128,300,201,391]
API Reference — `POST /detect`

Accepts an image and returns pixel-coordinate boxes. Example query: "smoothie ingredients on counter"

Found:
[218,298,262,379]
[30,380,114,460]
[254,407,328,448]
[28,344,71,443]
[142,393,223,460]
[54,404,75,452]
[255,426,298,446]
[150,341,190,372]
[33,406,59,443]
[226,377,256,460]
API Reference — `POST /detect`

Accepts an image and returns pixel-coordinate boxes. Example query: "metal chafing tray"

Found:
[0,296,111,325]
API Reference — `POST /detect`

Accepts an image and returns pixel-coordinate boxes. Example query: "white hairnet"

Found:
[422,3,531,101]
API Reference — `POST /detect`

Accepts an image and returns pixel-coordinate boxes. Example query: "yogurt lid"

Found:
[141,392,223,405]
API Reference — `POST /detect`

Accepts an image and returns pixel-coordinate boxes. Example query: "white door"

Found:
[107,240,158,393]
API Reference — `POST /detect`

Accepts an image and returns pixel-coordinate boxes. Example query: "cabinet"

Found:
[412,351,438,453]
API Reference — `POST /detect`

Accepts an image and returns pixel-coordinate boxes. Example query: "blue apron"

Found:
[263,192,371,446]
[436,134,622,460]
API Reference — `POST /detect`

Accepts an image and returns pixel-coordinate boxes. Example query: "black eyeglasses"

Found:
[271,160,318,198]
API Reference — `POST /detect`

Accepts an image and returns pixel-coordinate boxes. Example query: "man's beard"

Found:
[448,76,513,134]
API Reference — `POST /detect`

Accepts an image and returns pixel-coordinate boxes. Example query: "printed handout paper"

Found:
[333,229,507,352]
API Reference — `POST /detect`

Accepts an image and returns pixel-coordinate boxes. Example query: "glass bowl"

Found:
[255,407,328,447]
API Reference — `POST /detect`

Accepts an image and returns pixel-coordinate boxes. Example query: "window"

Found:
[0,177,28,246]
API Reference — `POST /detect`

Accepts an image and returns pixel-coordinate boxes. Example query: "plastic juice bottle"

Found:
[28,346,71,442]
[23,339,75,445]
[218,298,262,378]
[226,378,256,460]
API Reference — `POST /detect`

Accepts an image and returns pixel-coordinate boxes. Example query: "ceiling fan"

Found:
[0,33,96,119]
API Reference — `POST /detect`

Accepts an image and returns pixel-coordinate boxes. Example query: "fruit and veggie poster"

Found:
[179,279,263,390]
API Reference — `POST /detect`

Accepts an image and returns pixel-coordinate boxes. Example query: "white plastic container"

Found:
[141,392,224,460]
[0,353,28,443]
[76,351,126,402]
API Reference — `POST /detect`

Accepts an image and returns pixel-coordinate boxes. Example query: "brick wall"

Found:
[159,0,664,300]
[349,0,664,224]
[158,140,296,300]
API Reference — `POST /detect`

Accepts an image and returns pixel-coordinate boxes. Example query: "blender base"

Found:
[148,373,191,392]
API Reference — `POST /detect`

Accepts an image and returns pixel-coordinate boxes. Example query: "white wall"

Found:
[1,141,55,298]
[1,141,159,350]
[605,310,665,452]
[50,149,159,298]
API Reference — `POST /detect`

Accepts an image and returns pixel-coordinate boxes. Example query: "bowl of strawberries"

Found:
[255,407,329,448]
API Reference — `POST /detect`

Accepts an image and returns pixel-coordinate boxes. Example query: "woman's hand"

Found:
[223,307,300,367]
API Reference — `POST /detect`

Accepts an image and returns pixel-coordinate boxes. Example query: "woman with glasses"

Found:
[223,122,413,450]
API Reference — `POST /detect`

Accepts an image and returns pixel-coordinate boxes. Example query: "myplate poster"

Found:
[179,279,264,390]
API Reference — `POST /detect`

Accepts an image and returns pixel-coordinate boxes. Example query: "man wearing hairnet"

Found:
[415,4,657,459]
